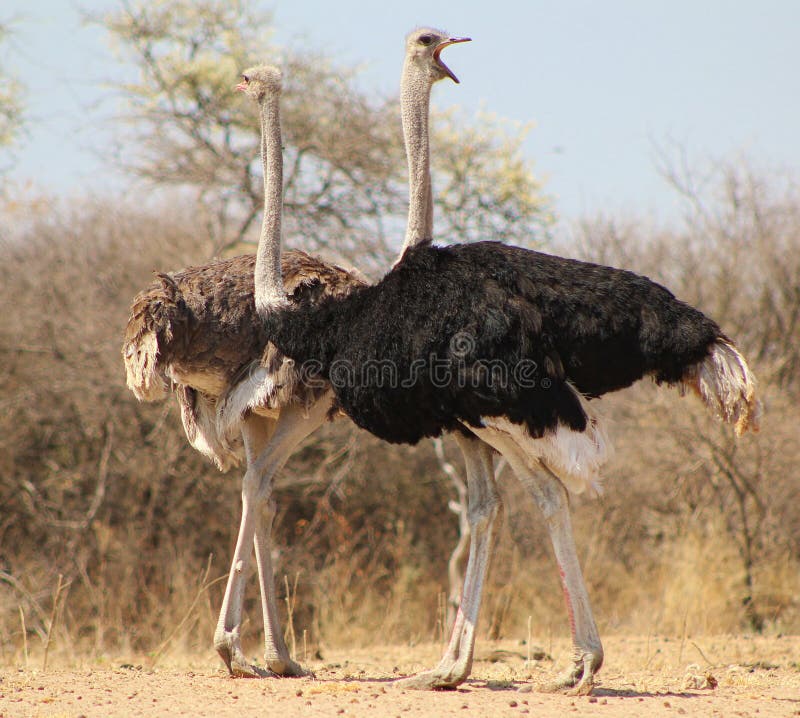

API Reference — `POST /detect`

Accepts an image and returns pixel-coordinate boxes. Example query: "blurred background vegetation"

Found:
[0,1,797,668]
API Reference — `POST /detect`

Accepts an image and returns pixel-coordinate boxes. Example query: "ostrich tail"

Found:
[123,275,182,402]
[123,330,169,401]
[683,339,761,435]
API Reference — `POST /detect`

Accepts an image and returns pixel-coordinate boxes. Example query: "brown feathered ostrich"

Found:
[124,263,362,677]
[123,30,477,680]
[122,109,365,680]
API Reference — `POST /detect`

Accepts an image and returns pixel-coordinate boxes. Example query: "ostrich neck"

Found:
[254,92,286,317]
[398,65,433,260]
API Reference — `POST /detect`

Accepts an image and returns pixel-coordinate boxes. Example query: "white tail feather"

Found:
[477,386,611,498]
[684,339,761,436]
[538,416,611,497]
[178,389,243,471]
[123,331,169,401]
[216,364,277,441]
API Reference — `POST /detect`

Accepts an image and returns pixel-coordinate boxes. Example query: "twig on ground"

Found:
[43,574,70,671]
[19,606,28,668]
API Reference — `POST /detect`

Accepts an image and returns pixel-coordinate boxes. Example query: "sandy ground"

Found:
[1,635,799,718]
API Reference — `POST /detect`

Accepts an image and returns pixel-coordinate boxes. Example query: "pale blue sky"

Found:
[3,0,799,222]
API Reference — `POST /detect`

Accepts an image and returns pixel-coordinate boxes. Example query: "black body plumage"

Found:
[265,241,723,445]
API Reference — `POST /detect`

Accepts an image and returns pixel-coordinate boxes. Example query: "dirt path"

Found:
[2,636,798,717]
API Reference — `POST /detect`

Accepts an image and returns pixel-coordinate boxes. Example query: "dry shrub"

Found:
[558,158,800,635]
[0,193,227,664]
[0,192,459,664]
[2,156,799,671]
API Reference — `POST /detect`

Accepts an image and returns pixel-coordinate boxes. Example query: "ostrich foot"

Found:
[535,654,598,695]
[215,630,309,678]
[216,642,310,678]
[216,641,273,678]
[264,655,312,678]
[566,676,595,696]
[393,664,466,691]
[518,652,599,695]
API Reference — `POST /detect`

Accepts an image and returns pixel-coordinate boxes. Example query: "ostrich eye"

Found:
[418,34,434,46]
[241,74,250,83]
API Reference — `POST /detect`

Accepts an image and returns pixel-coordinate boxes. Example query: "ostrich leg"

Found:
[251,501,297,676]
[214,396,332,677]
[530,463,602,695]
[468,425,603,694]
[214,416,275,677]
[395,433,501,689]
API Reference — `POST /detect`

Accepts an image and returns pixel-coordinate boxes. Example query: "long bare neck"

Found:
[397,58,433,260]
[254,91,287,317]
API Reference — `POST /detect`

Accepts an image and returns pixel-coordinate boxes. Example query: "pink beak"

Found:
[433,36,472,83]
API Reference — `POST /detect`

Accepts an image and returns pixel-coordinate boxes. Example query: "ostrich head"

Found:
[236,64,283,101]
[404,27,471,84]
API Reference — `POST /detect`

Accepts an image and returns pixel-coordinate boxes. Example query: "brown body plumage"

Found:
[123,249,365,470]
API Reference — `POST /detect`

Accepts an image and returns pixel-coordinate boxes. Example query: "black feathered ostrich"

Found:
[246,43,760,693]
[233,33,502,688]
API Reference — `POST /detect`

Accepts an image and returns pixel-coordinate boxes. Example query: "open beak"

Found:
[235,80,247,92]
[433,36,471,84]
